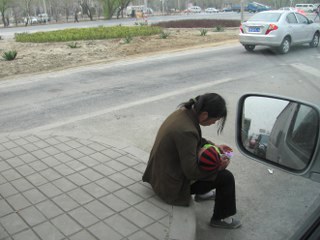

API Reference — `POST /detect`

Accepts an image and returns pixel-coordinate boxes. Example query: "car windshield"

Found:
[249,12,282,22]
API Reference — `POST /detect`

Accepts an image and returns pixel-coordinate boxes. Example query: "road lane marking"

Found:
[290,63,320,77]
[24,78,234,132]
[290,63,320,90]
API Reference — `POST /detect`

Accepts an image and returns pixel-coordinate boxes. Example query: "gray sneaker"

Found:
[210,218,241,229]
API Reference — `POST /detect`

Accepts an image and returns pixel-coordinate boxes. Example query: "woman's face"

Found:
[198,112,220,126]
[200,117,220,126]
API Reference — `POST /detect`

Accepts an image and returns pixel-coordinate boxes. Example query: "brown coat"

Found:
[142,108,218,206]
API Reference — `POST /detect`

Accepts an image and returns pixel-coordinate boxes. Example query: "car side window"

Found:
[286,105,318,162]
[295,13,309,24]
[286,13,298,24]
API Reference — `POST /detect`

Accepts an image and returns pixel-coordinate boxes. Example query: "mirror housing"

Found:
[236,94,320,183]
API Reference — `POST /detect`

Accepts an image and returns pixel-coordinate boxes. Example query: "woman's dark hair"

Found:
[179,93,227,134]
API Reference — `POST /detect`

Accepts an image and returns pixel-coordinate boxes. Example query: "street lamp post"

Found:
[144,0,147,12]
[42,0,47,15]
[240,0,244,23]
[162,0,165,14]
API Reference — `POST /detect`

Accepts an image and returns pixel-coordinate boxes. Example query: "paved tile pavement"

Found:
[0,133,195,240]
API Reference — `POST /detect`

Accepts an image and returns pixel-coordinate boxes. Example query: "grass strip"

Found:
[15,25,162,43]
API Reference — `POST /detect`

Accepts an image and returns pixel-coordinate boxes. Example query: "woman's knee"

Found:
[218,169,235,185]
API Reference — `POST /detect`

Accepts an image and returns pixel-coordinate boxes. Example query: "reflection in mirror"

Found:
[241,96,318,171]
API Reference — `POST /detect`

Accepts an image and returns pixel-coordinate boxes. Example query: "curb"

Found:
[169,202,196,240]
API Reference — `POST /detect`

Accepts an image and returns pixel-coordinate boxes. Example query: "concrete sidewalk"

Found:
[0,133,196,240]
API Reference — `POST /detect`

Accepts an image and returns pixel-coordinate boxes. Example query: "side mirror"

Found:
[236,94,320,182]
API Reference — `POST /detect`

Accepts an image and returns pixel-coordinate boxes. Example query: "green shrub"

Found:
[67,42,80,48]
[214,26,225,32]
[134,21,148,26]
[15,26,162,43]
[123,35,133,44]
[138,21,148,26]
[200,29,208,36]
[159,31,170,39]
[153,19,240,28]
[2,50,18,61]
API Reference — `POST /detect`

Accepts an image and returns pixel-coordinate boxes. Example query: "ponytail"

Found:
[179,93,227,134]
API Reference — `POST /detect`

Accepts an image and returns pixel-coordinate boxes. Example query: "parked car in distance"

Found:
[37,13,49,23]
[247,2,271,13]
[253,134,269,158]
[222,7,233,12]
[205,7,219,13]
[23,16,38,24]
[278,7,306,15]
[222,5,241,12]
[184,6,202,13]
[295,3,317,13]
[239,10,320,54]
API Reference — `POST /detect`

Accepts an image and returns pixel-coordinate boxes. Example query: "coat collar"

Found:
[183,108,202,137]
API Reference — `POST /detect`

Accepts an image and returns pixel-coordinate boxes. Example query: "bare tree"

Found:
[0,0,11,27]
[99,0,121,19]
[80,0,94,20]
[46,0,63,22]
[61,0,74,22]
[115,0,130,18]
[74,5,80,22]
[23,0,33,26]
[10,0,21,26]
[1,0,285,28]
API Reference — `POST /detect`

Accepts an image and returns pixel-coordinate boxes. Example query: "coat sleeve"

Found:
[174,130,218,180]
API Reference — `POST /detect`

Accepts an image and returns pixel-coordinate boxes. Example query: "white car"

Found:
[295,3,317,12]
[205,8,219,13]
[239,10,320,54]
[185,6,202,13]
[24,16,38,24]
[278,7,306,15]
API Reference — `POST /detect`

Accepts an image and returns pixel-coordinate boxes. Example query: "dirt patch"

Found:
[0,28,239,80]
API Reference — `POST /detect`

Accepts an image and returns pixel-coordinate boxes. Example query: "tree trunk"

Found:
[1,15,6,27]
[5,16,9,27]
[74,11,79,22]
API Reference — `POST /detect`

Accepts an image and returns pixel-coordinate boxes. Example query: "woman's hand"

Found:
[218,155,230,170]
[219,144,232,152]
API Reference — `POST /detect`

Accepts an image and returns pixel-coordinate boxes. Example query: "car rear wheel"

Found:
[244,45,255,52]
[278,37,291,54]
[309,32,319,48]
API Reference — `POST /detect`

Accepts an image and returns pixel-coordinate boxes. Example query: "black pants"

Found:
[190,169,236,220]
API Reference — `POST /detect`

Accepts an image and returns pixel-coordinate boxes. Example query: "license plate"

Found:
[249,27,260,32]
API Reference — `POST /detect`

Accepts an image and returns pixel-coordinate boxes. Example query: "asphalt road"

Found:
[1,43,319,134]
[1,42,320,239]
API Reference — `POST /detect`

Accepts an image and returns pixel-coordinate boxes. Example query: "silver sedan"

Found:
[239,10,320,53]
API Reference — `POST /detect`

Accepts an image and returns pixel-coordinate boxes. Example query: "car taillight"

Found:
[240,24,244,33]
[265,24,278,35]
